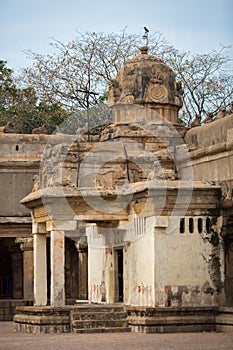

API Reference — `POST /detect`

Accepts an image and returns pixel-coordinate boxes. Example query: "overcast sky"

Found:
[1,0,233,72]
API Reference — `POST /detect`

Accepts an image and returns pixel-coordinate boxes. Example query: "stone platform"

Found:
[13,304,233,334]
[14,304,129,334]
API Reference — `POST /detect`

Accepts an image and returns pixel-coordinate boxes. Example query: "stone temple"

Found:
[0,45,233,333]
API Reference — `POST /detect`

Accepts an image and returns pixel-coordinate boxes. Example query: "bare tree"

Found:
[21,30,233,126]
[164,46,233,124]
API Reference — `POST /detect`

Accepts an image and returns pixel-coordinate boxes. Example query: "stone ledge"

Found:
[14,323,70,334]
[127,315,216,326]
[216,307,233,333]
[14,306,71,333]
[126,306,219,333]
[14,314,70,325]
[131,324,216,333]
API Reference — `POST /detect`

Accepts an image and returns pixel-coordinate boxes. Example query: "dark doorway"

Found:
[117,249,124,302]
[0,241,12,298]
[225,239,233,305]
[46,238,50,302]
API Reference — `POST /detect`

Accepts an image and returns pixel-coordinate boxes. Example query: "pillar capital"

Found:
[75,237,88,253]
[32,222,47,235]
[15,237,33,251]
[46,220,77,232]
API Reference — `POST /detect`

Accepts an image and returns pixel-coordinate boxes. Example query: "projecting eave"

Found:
[20,180,221,223]
[20,180,220,208]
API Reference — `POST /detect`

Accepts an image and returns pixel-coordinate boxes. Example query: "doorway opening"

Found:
[0,241,13,298]
[225,239,233,305]
[116,249,124,302]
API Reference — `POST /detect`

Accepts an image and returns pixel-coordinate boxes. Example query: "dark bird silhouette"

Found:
[144,27,149,33]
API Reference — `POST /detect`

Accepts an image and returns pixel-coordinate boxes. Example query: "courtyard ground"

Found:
[0,322,233,350]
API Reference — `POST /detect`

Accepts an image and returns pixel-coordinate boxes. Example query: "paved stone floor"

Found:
[0,322,233,350]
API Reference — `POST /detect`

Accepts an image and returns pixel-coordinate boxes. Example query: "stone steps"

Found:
[73,326,130,334]
[71,305,130,333]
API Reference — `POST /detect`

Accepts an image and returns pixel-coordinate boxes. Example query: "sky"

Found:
[1,0,233,73]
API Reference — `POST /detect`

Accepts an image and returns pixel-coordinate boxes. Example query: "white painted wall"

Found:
[87,215,225,308]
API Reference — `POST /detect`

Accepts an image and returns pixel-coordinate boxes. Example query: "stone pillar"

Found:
[33,223,47,306]
[75,238,88,300]
[50,230,65,306]
[16,238,34,301]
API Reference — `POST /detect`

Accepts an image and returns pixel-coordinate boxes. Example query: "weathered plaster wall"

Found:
[87,218,155,306]
[0,134,46,217]
[0,133,75,217]
[124,226,155,306]
[154,216,225,307]
[0,171,37,216]
[87,213,225,308]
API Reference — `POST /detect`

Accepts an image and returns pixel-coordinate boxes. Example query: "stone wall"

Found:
[184,114,233,148]
[0,300,33,321]
[0,134,46,217]
[0,133,76,216]
[181,114,233,183]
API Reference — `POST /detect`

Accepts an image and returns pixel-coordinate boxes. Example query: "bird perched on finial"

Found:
[142,27,149,47]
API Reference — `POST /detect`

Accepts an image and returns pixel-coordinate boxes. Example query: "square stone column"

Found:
[16,238,34,301]
[75,238,88,300]
[33,223,47,306]
[50,230,65,307]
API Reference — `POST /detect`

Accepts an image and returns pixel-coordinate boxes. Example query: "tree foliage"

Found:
[0,60,70,133]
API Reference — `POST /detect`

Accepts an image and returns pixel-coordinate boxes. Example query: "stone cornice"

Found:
[178,140,233,164]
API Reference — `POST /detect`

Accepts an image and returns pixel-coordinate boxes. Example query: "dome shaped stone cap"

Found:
[108,46,183,110]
